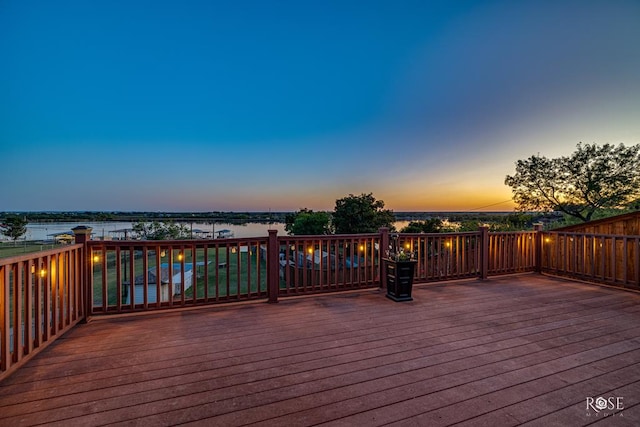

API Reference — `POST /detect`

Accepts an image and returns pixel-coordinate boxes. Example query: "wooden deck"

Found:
[2,274,640,426]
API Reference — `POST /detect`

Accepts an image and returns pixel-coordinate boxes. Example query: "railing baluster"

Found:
[25,259,34,355]
[14,262,23,362]
[1,244,85,381]
[623,237,628,287]
[540,231,638,290]
[5,226,639,381]
[635,237,640,287]
[1,264,9,373]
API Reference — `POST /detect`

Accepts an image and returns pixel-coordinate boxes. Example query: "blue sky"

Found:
[2,0,639,212]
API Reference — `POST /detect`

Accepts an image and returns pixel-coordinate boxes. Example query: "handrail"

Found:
[541,231,640,289]
[3,227,638,381]
[86,238,269,314]
[1,244,84,381]
[277,234,381,295]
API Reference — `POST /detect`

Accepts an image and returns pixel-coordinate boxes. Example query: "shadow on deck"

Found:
[1,274,640,426]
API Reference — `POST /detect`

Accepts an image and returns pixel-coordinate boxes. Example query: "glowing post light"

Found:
[31,264,46,277]
[177,252,184,261]
[307,247,314,254]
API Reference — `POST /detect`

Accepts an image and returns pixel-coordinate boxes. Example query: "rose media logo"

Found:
[586,396,624,417]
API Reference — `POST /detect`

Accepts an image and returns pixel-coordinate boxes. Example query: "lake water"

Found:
[24,220,412,241]
[24,221,287,241]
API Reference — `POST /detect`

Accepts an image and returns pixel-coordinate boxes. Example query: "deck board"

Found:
[1,274,640,426]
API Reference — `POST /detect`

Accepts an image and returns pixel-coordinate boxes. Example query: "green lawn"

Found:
[0,242,58,258]
[92,247,268,307]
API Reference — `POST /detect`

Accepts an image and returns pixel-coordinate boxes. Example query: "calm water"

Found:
[25,221,287,241]
[24,220,411,241]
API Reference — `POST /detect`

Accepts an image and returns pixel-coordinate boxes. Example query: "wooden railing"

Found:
[395,230,537,282]
[87,234,384,312]
[541,231,640,290]
[5,226,638,381]
[86,237,269,315]
[397,232,483,281]
[488,231,537,275]
[0,244,84,381]
[277,234,381,295]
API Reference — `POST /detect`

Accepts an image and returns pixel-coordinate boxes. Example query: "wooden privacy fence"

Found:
[541,231,640,290]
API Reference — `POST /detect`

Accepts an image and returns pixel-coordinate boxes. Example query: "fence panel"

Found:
[88,238,268,314]
[541,232,639,289]
[0,245,84,381]
[5,226,640,381]
[397,232,482,282]
[277,234,380,295]
[488,231,537,275]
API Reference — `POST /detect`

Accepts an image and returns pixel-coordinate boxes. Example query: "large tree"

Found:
[132,220,190,240]
[284,209,332,235]
[505,143,640,222]
[333,193,395,234]
[0,215,28,244]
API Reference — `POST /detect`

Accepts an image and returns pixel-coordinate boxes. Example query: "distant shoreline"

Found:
[1,210,516,224]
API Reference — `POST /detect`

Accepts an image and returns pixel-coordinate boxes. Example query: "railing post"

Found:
[533,223,544,274]
[479,226,489,280]
[379,227,390,289]
[267,229,279,303]
[72,226,92,322]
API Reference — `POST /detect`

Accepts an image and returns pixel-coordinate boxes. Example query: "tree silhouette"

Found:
[333,193,395,234]
[0,215,28,244]
[505,143,640,222]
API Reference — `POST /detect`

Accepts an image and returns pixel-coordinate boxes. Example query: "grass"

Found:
[92,248,268,307]
[0,242,58,258]
[0,242,267,308]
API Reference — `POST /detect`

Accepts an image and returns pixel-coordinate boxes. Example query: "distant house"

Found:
[123,262,201,305]
[296,249,336,268]
[48,231,76,244]
[215,229,234,238]
[123,276,170,305]
[108,228,134,240]
[190,228,213,239]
